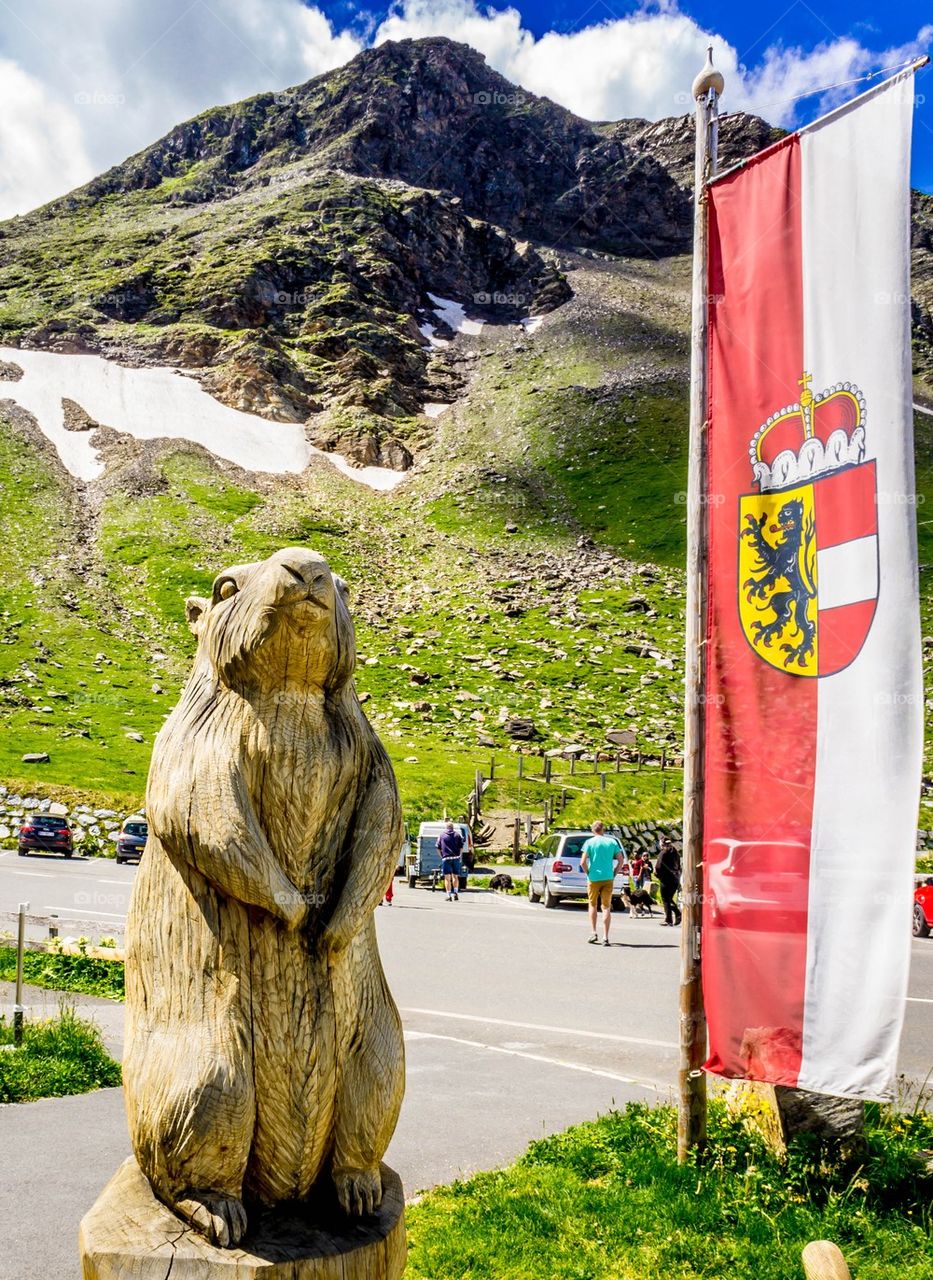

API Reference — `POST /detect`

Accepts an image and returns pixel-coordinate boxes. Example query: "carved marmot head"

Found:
[185,548,355,693]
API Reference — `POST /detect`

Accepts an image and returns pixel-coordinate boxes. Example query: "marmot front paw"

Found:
[175,1191,248,1247]
[334,1166,382,1216]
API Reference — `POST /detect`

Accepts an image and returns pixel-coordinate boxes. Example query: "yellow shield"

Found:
[738,485,818,676]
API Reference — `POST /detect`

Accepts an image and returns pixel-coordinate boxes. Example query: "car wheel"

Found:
[458,874,468,891]
[612,895,623,912]
[116,856,124,865]
[914,903,931,939]
[542,879,558,909]
[408,873,417,889]
[528,879,540,903]
[64,850,73,859]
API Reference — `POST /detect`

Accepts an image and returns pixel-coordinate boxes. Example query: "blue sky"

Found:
[0,0,929,217]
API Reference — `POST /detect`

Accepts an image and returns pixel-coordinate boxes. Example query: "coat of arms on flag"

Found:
[738,372,878,677]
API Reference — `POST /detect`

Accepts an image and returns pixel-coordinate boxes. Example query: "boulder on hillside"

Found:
[505,717,538,741]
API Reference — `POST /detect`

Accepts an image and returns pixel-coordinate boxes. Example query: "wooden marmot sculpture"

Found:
[123,548,405,1248]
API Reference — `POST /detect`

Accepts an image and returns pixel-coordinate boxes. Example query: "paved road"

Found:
[1,864,932,1279]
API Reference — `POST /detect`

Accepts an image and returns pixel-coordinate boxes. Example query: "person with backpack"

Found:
[437,820,464,901]
[655,836,682,926]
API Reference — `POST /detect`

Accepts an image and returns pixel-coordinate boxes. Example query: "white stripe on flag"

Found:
[815,536,878,611]
[799,71,922,1098]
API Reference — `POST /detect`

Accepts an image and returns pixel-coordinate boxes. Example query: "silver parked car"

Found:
[528,830,627,909]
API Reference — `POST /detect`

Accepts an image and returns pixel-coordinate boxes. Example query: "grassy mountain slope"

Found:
[2,247,930,826]
[0,38,930,828]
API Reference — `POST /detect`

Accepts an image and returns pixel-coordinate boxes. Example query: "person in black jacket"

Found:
[655,837,682,927]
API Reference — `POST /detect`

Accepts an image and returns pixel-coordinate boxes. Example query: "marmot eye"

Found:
[218,579,238,601]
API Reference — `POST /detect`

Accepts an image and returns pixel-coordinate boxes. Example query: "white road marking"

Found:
[96,879,131,887]
[401,1007,678,1050]
[405,1029,662,1091]
[41,905,125,919]
[906,996,933,1003]
[10,871,55,878]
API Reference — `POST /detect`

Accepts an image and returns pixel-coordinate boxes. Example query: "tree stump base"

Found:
[79,1158,406,1279]
[724,1080,864,1160]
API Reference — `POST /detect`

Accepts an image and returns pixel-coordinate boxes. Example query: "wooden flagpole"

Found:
[679,46,722,1162]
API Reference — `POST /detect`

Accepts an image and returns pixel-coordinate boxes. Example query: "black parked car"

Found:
[116,817,148,864]
[18,814,74,858]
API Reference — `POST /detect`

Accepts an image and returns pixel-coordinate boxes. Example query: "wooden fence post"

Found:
[513,817,520,862]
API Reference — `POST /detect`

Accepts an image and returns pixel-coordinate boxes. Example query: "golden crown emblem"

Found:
[749,372,866,493]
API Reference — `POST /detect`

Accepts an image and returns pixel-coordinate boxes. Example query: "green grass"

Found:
[0,1005,121,1102]
[0,946,125,1000]
[406,1101,933,1280]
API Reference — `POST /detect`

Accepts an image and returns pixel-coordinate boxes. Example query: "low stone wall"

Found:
[611,818,683,854]
[0,785,128,849]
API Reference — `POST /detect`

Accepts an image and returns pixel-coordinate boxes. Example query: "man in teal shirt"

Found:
[580,821,623,947]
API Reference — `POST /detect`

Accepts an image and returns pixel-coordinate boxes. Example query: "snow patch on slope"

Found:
[427,293,484,336]
[0,347,408,490]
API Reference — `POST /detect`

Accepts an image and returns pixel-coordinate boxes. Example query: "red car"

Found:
[18,814,74,858]
[914,879,933,938]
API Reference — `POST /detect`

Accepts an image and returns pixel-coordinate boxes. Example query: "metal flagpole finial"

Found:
[693,45,724,100]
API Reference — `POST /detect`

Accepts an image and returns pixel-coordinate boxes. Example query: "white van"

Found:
[408,821,474,889]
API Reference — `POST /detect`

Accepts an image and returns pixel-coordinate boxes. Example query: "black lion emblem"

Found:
[742,498,817,669]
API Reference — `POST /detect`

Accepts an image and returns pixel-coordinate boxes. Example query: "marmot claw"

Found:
[175,1192,248,1247]
[334,1166,382,1216]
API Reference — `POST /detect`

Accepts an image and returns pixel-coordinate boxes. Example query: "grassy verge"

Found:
[0,1005,121,1102]
[406,1101,933,1280]
[0,946,125,1000]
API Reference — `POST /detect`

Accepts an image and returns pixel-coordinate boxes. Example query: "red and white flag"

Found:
[702,69,923,1099]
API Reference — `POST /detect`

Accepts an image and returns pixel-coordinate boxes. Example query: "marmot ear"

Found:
[185,596,209,634]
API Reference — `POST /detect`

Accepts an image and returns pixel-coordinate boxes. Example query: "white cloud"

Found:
[0,0,361,216]
[0,0,928,218]
[374,1,932,128]
[0,58,93,217]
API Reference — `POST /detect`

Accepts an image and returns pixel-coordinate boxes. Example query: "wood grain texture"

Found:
[120,549,406,1248]
[801,1240,852,1280]
[79,1157,406,1278]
